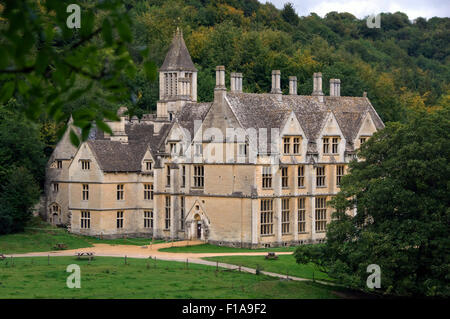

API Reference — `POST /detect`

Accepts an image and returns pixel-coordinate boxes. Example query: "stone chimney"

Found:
[289,76,297,95]
[215,65,226,89]
[329,78,341,97]
[271,70,282,94]
[312,72,324,102]
[363,91,367,97]
[214,65,226,102]
[230,72,243,93]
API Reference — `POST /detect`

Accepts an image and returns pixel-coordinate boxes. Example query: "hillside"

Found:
[119,0,449,123]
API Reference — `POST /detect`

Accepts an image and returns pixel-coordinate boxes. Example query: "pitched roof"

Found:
[224,93,384,154]
[177,102,212,137]
[87,122,172,172]
[159,28,197,72]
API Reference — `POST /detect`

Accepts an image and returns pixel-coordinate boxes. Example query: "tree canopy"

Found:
[295,106,450,297]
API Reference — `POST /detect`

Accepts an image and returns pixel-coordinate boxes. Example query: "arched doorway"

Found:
[50,203,61,225]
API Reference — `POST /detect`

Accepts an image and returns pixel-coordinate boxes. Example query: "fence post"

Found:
[186,258,188,270]
[216,261,218,271]
[47,255,50,265]
[125,255,127,265]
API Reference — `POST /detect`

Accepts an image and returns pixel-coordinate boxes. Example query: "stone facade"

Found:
[45,29,384,247]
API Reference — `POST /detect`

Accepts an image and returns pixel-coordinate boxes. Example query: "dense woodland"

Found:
[0,0,448,296]
[122,0,449,122]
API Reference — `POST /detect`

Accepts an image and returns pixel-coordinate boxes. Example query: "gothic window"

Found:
[316,166,326,187]
[260,199,273,235]
[82,184,89,201]
[117,184,124,200]
[165,196,171,230]
[293,137,301,154]
[315,197,327,232]
[193,165,204,188]
[180,196,185,230]
[144,184,153,200]
[283,137,290,154]
[281,167,288,188]
[336,165,345,187]
[332,137,340,154]
[323,137,330,153]
[81,160,90,170]
[81,211,90,229]
[282,198,290,234]
[297,165,304,187]
[298,197,306,233]
[262,166,272,189]
[144,210,153,229]
[117,211,124,229]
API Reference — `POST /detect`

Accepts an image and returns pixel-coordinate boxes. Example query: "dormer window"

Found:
[360,136,368,146]
[57,160,62,169]
[283,136,302,155]
[293,137,301,154]
[332,137,339,153]
[323,137,340,154]
[283,137,290,154]
[81,160,90,170]
[145,161,152,171]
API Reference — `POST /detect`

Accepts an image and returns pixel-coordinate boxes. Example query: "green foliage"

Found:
[0,167,40,234]
[0,0,156,145]
[0,256,340,298]
[295,107,450,297]
[0,104,46,234]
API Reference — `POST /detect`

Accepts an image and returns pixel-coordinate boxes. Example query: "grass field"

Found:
[203,255,332,282]
[0,217,164,254]
[0,256,341,299]
[158,243,297,253]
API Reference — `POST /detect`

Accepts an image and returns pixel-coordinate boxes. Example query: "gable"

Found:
[318,111,345,138]
[356,111,378,139]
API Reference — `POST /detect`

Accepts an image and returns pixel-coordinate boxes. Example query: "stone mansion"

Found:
[44,29,384,247]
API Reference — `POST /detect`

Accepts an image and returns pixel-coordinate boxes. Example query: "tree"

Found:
[0,0,156,146]
[295,107,450,297]
[0,104,45,234]
[281,3,299,26]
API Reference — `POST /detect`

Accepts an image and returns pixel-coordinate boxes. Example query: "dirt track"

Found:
[6,240,294,260]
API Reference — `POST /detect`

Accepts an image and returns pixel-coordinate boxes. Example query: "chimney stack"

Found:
[329,79,341,97]
[271,70,282,94]
[214,65,226,103]
[312,72,324,102]
[312,72,324,96]
[230,72,243,93]
[363,91,367,97]
[215,65,226,89]
[289,76,297,95]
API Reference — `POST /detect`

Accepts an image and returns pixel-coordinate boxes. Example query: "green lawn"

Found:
[0,256,340,299]
[159,243,297,253]
[0,217,164,254]
[204,255,332,282]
